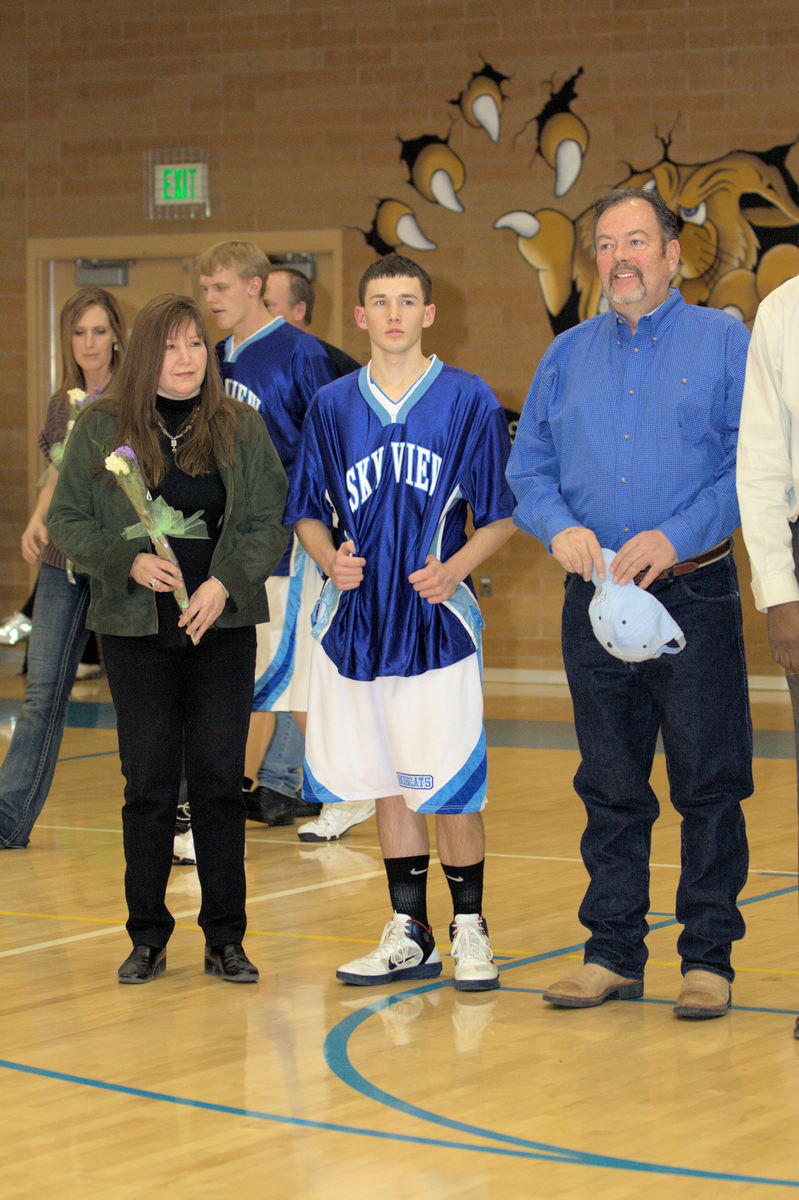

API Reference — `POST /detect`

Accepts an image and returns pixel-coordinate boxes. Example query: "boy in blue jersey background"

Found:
[285,254,515,990]
[189,241,341,842]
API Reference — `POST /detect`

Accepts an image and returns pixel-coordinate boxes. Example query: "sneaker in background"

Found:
[74,662,104,680]
[0,612,33,646]
[298,798,375,843]
[172,800,195,864]
[172,826,196,865]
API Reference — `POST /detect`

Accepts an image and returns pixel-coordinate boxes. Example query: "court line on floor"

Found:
[0,1058,604,1166]
[1,1051,795,1184]
[321,885,799,1187]
[19,825,799,879]
[0,872,391,958]
[1,888,796,1184]
[2,870,795,959]
[323,991,799,1188]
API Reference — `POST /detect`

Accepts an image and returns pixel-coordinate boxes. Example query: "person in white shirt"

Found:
[736,272,799,1042]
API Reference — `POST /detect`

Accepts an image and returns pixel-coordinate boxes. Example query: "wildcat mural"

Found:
[362,63,799,333]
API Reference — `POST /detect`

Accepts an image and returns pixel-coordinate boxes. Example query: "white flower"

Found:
[105,453,130,476]
[67,388,88,405]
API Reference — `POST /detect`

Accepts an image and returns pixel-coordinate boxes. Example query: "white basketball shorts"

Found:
[302,641,488,813]
[252,541,322,713]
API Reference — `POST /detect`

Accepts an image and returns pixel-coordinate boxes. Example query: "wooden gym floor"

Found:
[0,649,797,1200]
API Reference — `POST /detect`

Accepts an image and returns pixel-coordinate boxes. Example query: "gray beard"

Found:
[608,272,645,306]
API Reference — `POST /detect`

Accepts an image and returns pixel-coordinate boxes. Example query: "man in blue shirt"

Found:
[507,187,753,1019]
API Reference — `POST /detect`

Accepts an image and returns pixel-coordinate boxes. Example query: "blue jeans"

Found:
[257,711,303,797]
[561,555,752,981]
[0,563,90,848]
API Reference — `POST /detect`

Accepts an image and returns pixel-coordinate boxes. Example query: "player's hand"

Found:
[329,540,365,590]
[178,578,227,643]
[611,530,677,589]
[767,601,799,674]
[550,526,604,581]
[21,517,49,564]
[409,555,459,604]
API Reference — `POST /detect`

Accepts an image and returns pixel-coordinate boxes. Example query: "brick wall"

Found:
[3,0,797,677]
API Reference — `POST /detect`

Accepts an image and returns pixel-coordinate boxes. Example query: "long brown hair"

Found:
[104,294,238,488]
[57,287,127,397]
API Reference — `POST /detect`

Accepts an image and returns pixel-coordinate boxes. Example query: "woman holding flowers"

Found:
[0,287,126,850]
[48,294,288,985]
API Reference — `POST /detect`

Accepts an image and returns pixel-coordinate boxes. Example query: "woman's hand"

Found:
[21,517,49,564]
[178,578,227,643]
[130,552,184,593]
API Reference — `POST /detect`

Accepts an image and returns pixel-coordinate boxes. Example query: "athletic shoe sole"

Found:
[336,960,443,986]
[455,973,500,992]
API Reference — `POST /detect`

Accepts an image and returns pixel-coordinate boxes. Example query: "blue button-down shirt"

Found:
[506,289,750,562]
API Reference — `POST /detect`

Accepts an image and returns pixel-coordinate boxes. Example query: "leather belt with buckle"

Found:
[634,538,733,586]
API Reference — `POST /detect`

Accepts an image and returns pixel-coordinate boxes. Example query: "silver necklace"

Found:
[156,415,194,453]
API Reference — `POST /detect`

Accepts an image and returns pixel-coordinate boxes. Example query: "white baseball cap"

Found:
[588,548,686,663]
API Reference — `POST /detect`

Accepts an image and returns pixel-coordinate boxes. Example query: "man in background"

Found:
[264,266,360,378]
[736,272,799,1041]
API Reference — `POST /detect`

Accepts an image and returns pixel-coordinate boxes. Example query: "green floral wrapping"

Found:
[104,445,206,644]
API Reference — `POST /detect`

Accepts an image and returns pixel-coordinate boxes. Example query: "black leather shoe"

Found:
[118,945,166,984]
[204,942,259,983]
[293,790,322,818]
[246,785,295,826]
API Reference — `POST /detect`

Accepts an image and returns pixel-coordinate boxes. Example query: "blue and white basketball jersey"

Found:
[217,317,337,575]
[285,357,515,681]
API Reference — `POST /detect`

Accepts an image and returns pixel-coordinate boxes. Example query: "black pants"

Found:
[103,626,256,948]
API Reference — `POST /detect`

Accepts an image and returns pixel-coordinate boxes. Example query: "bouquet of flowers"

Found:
[48,389,98,582]
[104,444,209,644]
[49,388,95,468]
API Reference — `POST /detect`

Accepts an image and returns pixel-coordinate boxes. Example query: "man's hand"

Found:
[329,539,365,591]
[551,526,605,581]
[612,530,677,589]
[767,601,799,674]
[409,555,458,604]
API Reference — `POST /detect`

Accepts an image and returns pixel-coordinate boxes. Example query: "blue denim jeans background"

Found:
[0,563,90,848]
[258,711,303,797]
[561,555,752,981]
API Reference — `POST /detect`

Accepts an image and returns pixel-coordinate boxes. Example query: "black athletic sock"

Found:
[440,859,485,917]
[384,855,430,926]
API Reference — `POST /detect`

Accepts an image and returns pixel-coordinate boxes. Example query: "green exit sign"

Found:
[154,163,209,206]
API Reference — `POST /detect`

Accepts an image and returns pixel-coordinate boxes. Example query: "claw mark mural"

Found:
[450,62,511,143]
[360,62,799,334]
[496,133,799,334]
[399,132,467,213]
[515,67,588,197]
[363,198,437,257]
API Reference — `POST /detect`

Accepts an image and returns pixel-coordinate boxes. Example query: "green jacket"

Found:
[48,399,289,637]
